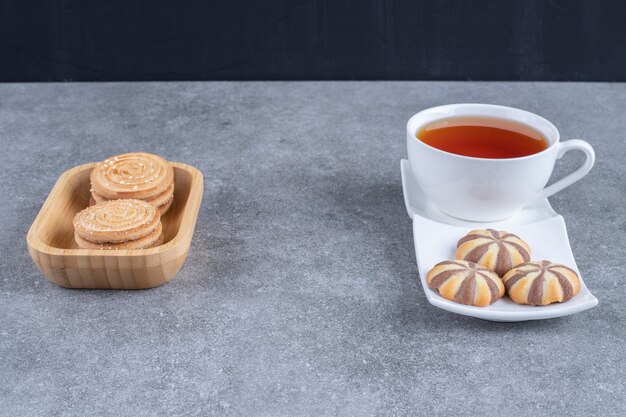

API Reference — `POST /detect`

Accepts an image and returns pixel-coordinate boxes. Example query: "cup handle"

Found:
[536,139,595,200]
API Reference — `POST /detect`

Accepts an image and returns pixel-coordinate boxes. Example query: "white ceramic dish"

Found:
[401,159,598,322]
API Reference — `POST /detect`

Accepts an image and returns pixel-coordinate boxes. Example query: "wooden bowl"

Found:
[27,162,203,289]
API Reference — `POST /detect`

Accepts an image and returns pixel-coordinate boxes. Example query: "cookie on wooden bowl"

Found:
[90,152,175,214]
[502,260,581,306]
[73,199,164,250]
[456,229,531,276]
[426,260,504,307]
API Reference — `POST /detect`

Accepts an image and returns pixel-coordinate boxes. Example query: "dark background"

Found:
[1,0,625,82]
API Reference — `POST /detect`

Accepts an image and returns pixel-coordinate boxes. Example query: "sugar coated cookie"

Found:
[90,152,174,201]
[73,199,160,245]
[74,223,163,250]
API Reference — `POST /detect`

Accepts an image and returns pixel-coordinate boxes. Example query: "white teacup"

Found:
[406,103,595,222]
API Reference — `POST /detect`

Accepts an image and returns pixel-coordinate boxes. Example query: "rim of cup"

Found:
[407,103,560,162]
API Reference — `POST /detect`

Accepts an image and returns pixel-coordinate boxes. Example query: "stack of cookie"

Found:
[73,199,164,250]
[426,229,581,307]
[89,152,175,215]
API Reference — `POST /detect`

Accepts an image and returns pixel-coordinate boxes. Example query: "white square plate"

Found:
[401,159,598,322]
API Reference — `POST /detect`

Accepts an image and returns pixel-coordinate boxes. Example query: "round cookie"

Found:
[90,152,174,200]
[145,181,174,207]
[73,199,160,244]
[154,231,165,247]
[502,260,581,306]
[91,181,174,209]
[156,195,173,216]
[75,223,163,250]
[456,229,531,276]
[426,260,505,307]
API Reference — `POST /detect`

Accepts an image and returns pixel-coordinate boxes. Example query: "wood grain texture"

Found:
[26,162,203,289]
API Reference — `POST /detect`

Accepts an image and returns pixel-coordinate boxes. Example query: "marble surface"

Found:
[0,82,624,416]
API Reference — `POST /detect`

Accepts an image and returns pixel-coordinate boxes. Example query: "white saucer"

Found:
[401,159,598,322]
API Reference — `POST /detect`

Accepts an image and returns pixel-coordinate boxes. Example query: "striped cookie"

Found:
[456,229,531,276]
[426,260,505,307]
[502,261,581,306]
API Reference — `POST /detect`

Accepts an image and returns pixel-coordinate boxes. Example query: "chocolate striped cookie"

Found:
[456,229,531,276]
[426,260,504,307]
[502,261,581,306]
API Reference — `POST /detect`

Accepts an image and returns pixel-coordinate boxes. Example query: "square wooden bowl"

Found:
[27,162,203,289]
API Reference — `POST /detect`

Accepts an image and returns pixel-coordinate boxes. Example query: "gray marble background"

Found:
[0,82,624,416]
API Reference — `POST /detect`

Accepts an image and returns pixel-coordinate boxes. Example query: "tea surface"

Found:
[417,117,548,158]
